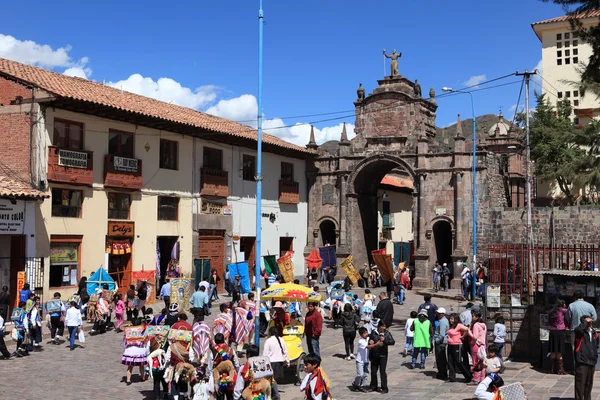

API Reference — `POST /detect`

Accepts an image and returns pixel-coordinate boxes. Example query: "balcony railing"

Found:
[104,154,143,190]
[279,180,300,204]
[200,168,229,197]
[47,146,94,186]
[382,214,395,231]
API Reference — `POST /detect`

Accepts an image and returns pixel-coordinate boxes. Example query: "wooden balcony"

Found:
[47,146,94,186]
[200,168,229,197]
[279,180,300,204]
[104,154,143,190]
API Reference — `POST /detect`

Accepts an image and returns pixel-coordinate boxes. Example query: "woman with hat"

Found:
[269,301,290,337]
[165,303,181,326]
[409,309,433,369]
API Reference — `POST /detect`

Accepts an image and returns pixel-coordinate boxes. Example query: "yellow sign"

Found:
[14,271,25,308]
[50,244,78,263]
[340,256,362,285]
[277,252,295,283]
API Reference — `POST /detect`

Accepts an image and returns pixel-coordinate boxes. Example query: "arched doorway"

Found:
[319,220,336,246]
[433,220,453,267]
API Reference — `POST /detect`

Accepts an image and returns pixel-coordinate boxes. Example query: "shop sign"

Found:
[14,271,25,308]
[113,156,139,173]
[0,199,24,235]
[223,205,232,215]
[58,149,88,169]
[435,207,447,216]
[50,244,78,263]
[108,220,135,237]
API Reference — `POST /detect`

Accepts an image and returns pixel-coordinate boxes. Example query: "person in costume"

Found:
[213,332,240,400]
[192,309,212,366]
[233,301,252,349]
[91,288,109,335]
[166,322,197,400]
[234,344,273,400]
[299,353,333,400]
[147,334,169,400]
[121,317,148,385]
[166,303,181,326]
[474,372,504,400]
[269,302,290,338]
[214,303,233,342]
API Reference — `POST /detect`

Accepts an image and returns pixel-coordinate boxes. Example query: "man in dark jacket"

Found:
[574,315,599,400]
[368,320,395,394]
[417,294,438,326]
[373,292,394,327]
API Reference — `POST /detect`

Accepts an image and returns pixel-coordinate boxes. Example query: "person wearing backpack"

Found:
[11,301,28,357]
[46,292,66,345]
[0,311,12,359]
[25,296,43,352]
[19,283,33,305]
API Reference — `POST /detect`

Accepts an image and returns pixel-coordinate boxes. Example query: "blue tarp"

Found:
[227,261,251,293]
[87,267,116,294]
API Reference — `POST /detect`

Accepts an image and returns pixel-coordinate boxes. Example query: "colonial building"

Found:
[0,57,310,301]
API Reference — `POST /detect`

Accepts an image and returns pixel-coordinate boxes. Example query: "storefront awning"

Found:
[106,238,132,255]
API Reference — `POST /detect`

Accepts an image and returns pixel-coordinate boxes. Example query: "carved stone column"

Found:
[412,172,430,288]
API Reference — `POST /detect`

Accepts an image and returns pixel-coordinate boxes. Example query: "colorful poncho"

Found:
[193,321,211,356]
[234,307,251,344]
[213,312,233,341]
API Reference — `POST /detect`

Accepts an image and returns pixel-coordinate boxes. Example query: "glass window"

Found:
[53,119,83,150]
[108,130,134,158]
[574,117,580,125]
[565,58,571,65]
[49,242,79,287]
[557,50,562,58]
[557,59,562,66]
[565,41,570,47]
[242,154,256,181]
[158,196,179,221]
[203,147,223,170]
[281,162,294,182]
[573,57,579,63]
[557,42,562,49]
[573,40,578,47]
[566,91,571,98]
[565,49,570,57]
[565,32,570,39]
[108,192,131,220]
[51,188,82,218]
[573,32,579,39]
[574,90,579,97]
[558,92,563,98]
[573,49,578,56]
[556,33,562,40]
[160,139,178,170]
[574,99,580,107]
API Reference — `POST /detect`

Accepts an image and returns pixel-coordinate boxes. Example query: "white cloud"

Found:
[508,104,517,112]
[108,74,218,109]
[532,59,543,86]
[463,74,487,88]
[206,93,354,146]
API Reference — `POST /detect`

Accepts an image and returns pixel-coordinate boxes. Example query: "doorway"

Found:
[198,230,225,291]
[433,221,453,271]
[319,220,336,246]
[108,253,132,296]
[280,237,293,257]
[157,236,178,288]
[239,236,256,283]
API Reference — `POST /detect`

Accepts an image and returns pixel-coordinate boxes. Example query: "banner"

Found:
[171,278,192,310]
[340,256,361,285]
[228,262,251,293]
[264,255,279,276]
[305,248,322,270]
[319,246,336,268]
[277,252,295,283]
[132,270,156,305]
[14,271,25,308]
[372,252,394,283]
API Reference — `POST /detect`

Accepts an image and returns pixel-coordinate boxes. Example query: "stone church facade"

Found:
[304,73,524,287]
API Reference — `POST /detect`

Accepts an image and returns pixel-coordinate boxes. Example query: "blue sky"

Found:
[0,0,565,145]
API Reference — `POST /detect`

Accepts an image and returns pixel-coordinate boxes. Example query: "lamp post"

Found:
[442,87,477,300]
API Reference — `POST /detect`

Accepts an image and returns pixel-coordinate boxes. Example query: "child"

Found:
[352,327,370,392]
[300,353,333,400]
[403,310,417,357]
[114,294,125,333]
[432,266,440,292]
[483,344,502,374]
[493,314,506,359]
[152,308,167,326]
[121,317,148,385]
[362,289,375,322]
[143,308,154,325]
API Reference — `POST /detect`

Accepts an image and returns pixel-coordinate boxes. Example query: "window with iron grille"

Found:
[160,139,178,170]
[242,154,256,181]
[158,196,179,221]
[108,192,130,220]
[281,162,294,181]
[51,188,82,218]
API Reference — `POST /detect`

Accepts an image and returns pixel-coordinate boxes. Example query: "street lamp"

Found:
[442,87,477,300]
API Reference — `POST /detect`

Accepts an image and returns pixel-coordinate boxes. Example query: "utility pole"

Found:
[516,70,537,303]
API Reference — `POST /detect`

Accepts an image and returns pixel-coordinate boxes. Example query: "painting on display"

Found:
[132,270,156,305]
[171,278,192,310]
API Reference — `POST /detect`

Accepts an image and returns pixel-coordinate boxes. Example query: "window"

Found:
[558,92,563,99]
[574,99,580,107]
[557,50,562,58]
[53,119,83,150]
[573,40,578,47]
[203,147,222,170]
[574,57,579,63]
[574,117,580,125]
[573,49,578,56]
[281,162,294,181]
[574,90,579,97]
[565,58,571,65]
[557,59,562,66]
[557,42,563,49]
[108,130,134,158]
[556,33,562,40]
[160,139,178,170]
[51,188,82,218]
[565,41,570,47]
[49,242,79,287]
[242,154,256,181]
[565,32,570,39]
[566,91,571,98]
[158,196,179,221]
[565,49,570,57]
[108,192,131,220]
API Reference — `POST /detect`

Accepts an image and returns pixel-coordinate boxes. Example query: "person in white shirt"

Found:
[65,301,82,350]
[403,310,417,357]
[91,289,109,335]
[351,327,370,392]
[263,326,289,390]
[474,373,504,400]
[0,314,12,359]
[26,296,43,351]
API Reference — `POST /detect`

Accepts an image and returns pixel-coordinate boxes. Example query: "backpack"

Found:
[47,299,62,314]
[11,307,24,323]
[19,289,30,304]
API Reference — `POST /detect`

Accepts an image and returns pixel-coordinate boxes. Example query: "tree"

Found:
[526,93,586,204]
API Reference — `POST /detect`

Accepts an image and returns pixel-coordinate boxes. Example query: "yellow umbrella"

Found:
[261,283,322,302]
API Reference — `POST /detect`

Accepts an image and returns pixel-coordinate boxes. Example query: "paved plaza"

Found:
[0,289,597,399]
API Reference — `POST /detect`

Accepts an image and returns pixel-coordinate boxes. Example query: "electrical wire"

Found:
[508,77,526,130]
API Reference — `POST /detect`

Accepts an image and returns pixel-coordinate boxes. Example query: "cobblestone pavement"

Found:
[0,290,597,399]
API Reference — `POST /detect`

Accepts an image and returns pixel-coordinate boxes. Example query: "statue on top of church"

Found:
[414,79,422,98]
[383,49,402,77]
[357,83,365,102]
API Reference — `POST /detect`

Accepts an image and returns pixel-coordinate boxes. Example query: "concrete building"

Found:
[377,174,414,261]
[0,57,311,302]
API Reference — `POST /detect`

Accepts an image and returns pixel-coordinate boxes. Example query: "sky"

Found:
[0,0,567,146]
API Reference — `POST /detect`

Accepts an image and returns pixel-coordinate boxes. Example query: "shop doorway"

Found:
[198,230,225,291]
[109,253,132,296]
[157,236,179,288]
[0,235,25,313]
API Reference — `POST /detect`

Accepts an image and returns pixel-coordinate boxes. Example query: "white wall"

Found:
[377,188,413,256]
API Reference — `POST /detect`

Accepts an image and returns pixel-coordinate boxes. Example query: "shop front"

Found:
[106,220,134,296]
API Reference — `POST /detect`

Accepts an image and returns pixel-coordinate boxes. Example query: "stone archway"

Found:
[432,219,453,271]
[319,219,337,246]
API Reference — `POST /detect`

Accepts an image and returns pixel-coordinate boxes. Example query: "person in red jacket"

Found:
[304,302,323,357]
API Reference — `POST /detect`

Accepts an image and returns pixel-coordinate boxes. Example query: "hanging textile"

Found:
[305,248,323,270]
[263,255,279,276]
[132,270,156,305]
[276,251,295,283]
[105,239,132,255]
[156,241,161,283]
[228,262,251,293]
[171,241,180,261]
[372,252,394,283]
[318,246,337,268]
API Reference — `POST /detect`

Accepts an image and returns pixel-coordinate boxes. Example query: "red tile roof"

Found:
[380,175,413,190]
[0,57,314,155]
[532,10,600,26]
[0,173,48,200]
